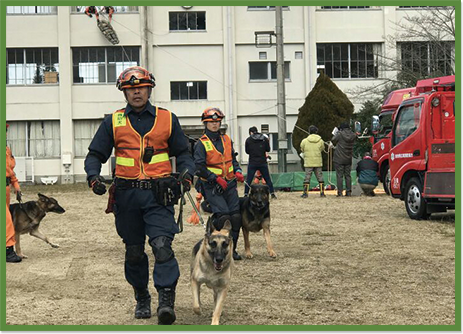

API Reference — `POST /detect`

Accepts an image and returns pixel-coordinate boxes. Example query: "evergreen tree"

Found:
[292,72,354,169]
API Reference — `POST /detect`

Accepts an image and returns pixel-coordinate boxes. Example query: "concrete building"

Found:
[5,6,454,183]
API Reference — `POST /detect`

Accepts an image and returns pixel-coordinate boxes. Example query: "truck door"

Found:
[424,92,455,197]
[389,99,425,195]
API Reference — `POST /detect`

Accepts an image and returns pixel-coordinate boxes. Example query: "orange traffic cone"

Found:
[187,193,203,225]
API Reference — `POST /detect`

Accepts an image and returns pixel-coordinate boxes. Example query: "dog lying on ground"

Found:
[190,218,233,325]
[10,193,65,259]
[240,184,277,259]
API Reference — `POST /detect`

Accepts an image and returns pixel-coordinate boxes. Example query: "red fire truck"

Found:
[370,87,416,194]
[388,76,455,219]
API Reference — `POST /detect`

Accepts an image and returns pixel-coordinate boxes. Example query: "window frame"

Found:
[392,99,423,147]
[72,46,140,84]
[249,61,291,82]
[319,6,371,10]
[168,11,206,31]
[170,81,208,101]
[70,6,139,13]
[316,43,380,79]
[6,6,57,15]
[7,48,60,85]
[247,6,289,11]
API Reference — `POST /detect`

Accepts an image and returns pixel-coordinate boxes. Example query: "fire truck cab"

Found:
[389,77,455,219]
[371,87,416,194]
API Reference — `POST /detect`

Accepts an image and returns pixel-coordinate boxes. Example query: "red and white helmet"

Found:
[116,66,155,91]
[201,107,225,123]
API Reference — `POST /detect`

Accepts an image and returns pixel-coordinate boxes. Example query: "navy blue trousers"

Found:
[244,163,275,195]
[114,187,180,291]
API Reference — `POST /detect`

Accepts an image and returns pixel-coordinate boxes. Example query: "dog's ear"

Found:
[38,193,48,200]
[205,216,214,236]
[222,220,232,232]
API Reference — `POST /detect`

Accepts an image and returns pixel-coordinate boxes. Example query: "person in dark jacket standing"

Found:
[84,66,195,325]
[194,107,245,261]
[331,122,356,197]
[356,152,379,196]
[244,126,276,199]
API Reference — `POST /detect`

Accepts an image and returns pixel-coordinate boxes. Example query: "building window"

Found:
[171,81,207,100]
[398,6,445,9]
[74,120,102,157]
[249,61,290,81]
[7,48,59,85]
[248,6,289,10]
[399,42,454,77]
[169,12,206,31]
[317,43,380,79]
[6,6,57,14]
[72,47,139,84]
[259,52,267,60]
[71,6,138,13]
[320,6,370,9]
[6,121,61,158]
[295,51,303,59]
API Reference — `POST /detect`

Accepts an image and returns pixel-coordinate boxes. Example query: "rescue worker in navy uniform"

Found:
[84,66,194,325]
[193,108,245,260]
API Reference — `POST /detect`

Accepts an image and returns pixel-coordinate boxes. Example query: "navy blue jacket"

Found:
[193,129,241,182]
[356,158,379,186]
[84,101,195,180]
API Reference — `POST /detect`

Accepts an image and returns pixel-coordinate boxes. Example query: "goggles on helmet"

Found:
[201,107,225,122]
[116,66,156,91]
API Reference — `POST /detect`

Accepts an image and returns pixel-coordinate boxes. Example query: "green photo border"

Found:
[0,0,460,330]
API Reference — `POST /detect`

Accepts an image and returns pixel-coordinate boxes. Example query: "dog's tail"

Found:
[187,193,202,225]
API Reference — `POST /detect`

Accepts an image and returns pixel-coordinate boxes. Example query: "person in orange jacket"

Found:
[6,123,22,262]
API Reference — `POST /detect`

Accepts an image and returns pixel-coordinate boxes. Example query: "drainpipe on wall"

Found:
[226,7,237,146]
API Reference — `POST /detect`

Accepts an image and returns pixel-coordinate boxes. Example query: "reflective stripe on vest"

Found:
[113,107,172,179]
[200,134,235,180]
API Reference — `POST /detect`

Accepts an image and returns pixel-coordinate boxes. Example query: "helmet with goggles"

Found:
[116,66,156,91]
[201,107,225,123]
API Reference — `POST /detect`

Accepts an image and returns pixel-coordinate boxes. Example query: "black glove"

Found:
[89,175,107,195]
[182,173,193,192]
[16,191,22,203]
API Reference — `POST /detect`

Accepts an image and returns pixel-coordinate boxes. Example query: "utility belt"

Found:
[115,176,181,206]
[6,177,11,186]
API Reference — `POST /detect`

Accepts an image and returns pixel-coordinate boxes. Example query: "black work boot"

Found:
[231,230,242,261]
[6,246,22,263]
[157,288,176,325]
[134,287,151,319]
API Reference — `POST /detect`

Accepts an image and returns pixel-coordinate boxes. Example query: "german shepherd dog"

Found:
[9,193,65,259]
[240,184,277,259]
[190,218,234,325]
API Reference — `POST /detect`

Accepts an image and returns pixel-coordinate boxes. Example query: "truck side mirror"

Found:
[371,116,380,134]
[354,121,362,135]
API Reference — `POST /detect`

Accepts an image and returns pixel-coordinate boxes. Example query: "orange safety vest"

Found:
[113,107,172,179]
[200,134,235,180]
[6,146,19,190]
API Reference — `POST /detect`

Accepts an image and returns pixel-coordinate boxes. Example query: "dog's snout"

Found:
[215,257,224,264]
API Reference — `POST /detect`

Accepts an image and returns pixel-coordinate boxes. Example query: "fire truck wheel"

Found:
[404,177,429,220]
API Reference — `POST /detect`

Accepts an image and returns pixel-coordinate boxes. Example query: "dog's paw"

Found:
[268,250,277,258]
[18,254,28,259]
[245,252,253,259]
[50,243,60,248]
[193,306,201,315]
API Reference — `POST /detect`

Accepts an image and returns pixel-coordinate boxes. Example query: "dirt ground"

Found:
[5,183,455,326]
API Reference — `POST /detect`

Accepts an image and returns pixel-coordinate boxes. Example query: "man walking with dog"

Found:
[244,126,276,199]
[6,123,22,263]
[331,122,356,197]
[193,107,244,261]
[84,66,195,325]
[300,125,326,198]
